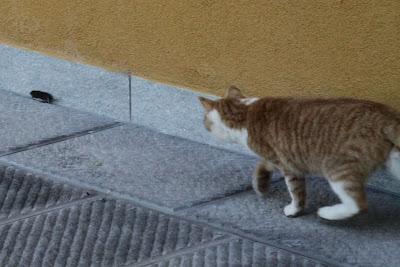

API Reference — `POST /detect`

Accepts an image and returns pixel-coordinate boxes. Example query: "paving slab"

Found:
[180,178,400,267]
[0,197,227,267]
[2,124,258,211]
[0,161,323,267]
[0,89,115,155]
[0,44,130,122]
[368,169,400,195]
[131,75,252,155]
[0,162,95,220]
[141,238,326,267]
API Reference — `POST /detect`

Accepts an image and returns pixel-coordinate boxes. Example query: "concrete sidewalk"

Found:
[0,89,398,266]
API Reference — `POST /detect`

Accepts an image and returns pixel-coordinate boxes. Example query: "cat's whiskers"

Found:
[240,97,259,105]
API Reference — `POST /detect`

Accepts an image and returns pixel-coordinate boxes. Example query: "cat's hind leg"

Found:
[252,161,274,196]
[318,178,367,220]
[284,175,306,217]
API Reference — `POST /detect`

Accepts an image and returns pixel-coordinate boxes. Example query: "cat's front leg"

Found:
[283,175,306,217]
[252,161,274,197]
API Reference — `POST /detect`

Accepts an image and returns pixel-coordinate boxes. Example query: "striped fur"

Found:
[200,86,400,220]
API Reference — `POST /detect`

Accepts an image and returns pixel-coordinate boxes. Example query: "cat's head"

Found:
[198,86,250,145]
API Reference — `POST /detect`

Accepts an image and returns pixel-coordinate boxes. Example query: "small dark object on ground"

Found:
[30,90,54,103]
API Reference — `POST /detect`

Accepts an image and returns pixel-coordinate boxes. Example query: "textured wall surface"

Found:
[0,1,399,107]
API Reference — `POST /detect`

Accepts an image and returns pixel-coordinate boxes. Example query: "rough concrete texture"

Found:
[0,198,227,267]
[0,162,321,266]
[0,89,115,155]
[180,178,400,267]
[131,75,252,155]
[0,45,130,122]
[144,238,326,267]
[0,42,253,155]
[3,124,258,211]
[368,169,400,195]
[0,1,399,109]
[0,162,94,220]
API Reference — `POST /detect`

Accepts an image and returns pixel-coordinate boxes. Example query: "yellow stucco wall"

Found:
[0,1,399,107]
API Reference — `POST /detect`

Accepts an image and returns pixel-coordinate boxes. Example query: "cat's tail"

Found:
[385,124,400,179]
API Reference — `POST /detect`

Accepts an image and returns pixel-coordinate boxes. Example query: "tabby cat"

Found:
[199,86,400,220]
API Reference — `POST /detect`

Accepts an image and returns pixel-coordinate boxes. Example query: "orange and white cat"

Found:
[199,86,400,220]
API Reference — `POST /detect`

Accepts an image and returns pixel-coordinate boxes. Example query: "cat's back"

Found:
[250,96,399,125]
[247,96,399,174]
[248,96,399,155]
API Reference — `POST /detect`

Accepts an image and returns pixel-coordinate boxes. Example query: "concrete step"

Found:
[142,238,326,267]
[0,162,326,267]
[0,89,115,156]
[2,123,258,212]
[180,178,400,267]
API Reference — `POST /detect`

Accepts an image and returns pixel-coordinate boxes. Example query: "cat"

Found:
[199,86,400,220]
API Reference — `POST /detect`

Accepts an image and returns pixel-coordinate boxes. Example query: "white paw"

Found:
[317,204,358,220]
[284,203,302,217]
[317,206,337,220]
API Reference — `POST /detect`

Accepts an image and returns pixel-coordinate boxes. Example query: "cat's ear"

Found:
[225,85,244,99]
[199,97,215,111]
